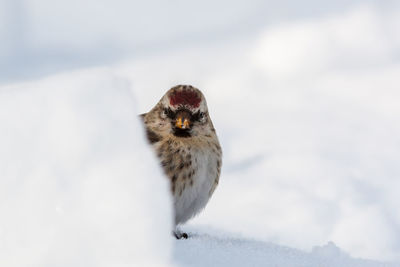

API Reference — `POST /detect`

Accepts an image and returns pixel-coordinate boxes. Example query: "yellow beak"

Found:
[175,117,190,129]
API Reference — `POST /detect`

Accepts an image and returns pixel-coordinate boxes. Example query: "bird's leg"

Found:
[173,227,188,239]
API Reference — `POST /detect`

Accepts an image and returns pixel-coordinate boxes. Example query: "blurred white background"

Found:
[1,0,400,265]
[1,0,398,83]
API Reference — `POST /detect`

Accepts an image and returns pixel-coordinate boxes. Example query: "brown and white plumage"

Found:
[141,85,222,238]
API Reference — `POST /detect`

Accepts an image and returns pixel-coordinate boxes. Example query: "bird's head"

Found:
[147,85,214,138]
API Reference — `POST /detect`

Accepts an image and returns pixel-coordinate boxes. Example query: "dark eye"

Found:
[196,112,206,122]
[162,108,168,117]
[162,108,174,119]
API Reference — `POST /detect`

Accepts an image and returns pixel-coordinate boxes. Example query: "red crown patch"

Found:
[169,90,201,108]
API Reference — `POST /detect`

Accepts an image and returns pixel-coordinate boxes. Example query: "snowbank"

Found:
[0,68,172,266]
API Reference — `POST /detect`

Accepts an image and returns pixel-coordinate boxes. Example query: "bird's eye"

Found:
[197,112,206,122]
[162,108,174,119]
[162,108,169,118]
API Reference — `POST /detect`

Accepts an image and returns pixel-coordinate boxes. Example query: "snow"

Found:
[0,69,172,266]
[173,229,398,267]
[1,1,400,267]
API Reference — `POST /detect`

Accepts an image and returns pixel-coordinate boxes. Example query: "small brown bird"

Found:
[141,85,222,239]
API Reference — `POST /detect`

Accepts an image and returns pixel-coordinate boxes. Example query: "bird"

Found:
[141,85,222,239]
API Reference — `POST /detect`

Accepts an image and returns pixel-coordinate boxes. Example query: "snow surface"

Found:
[0,69,172,266]
[173,228,398,267]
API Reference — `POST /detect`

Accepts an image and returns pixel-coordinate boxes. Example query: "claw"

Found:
[173,230,189,239]
[181,233,188,239]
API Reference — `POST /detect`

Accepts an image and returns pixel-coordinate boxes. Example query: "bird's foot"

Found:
[173,229,189,239]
